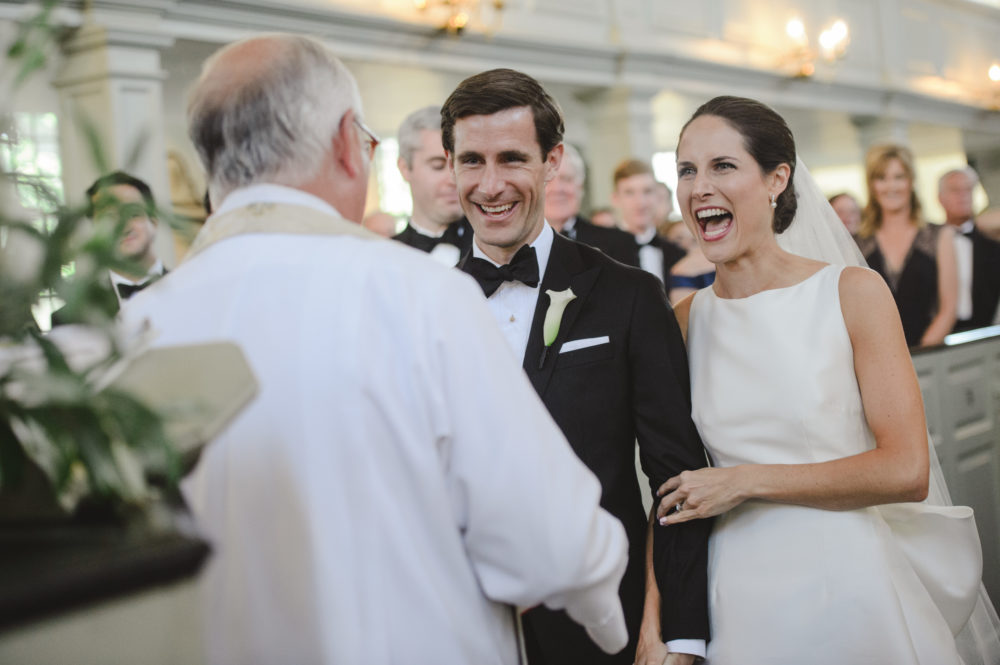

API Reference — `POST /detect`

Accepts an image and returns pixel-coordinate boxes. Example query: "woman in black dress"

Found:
[854,144,957,347]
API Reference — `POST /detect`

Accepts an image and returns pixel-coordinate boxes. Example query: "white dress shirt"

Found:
[954,219,974,321]
[472,222,554,360]
[634,226,665,283]
[559,216,579,239]
[109,259,165,305]
[121,185,628,665]
[407,219,463,266]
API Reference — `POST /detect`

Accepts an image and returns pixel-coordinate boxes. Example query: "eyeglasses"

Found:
[353,118,381,160]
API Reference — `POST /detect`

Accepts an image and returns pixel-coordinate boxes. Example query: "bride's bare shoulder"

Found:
[838,265,888,301]
[838,266,903,341]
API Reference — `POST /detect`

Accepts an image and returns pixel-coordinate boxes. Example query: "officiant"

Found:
[120,34,633,665]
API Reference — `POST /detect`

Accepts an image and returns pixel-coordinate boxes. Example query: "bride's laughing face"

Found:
[676,114,785,265]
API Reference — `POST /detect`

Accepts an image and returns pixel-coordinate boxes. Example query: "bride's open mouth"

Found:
[695,207,733,241]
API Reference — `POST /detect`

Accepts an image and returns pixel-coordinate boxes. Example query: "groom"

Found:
[444,69,711,664]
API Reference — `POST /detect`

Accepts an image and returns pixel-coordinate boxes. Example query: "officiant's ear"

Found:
[334,109,365,180]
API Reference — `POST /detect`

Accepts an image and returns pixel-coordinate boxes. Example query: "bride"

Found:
[637,95,1000,664]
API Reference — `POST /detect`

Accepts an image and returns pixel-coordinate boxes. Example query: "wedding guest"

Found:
[361,209,398,237]
[938,167,1000,331]
[590,206,620,229]
[544,142,640,266]
[52,171,167,325]
[612,159,685,285]
[443,68,710,665]
[654,181,675,236]
[393,105,471,265]
[646,94,1000,665]
[121,35,632,665]
[854,144,958,346]
[663,221,714,305]
[828,191,861,233]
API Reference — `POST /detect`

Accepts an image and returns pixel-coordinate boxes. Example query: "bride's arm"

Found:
[657,267,929,523]
[671,294,693,343]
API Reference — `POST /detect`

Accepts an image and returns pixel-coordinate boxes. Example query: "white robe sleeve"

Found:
[427,271,629,654]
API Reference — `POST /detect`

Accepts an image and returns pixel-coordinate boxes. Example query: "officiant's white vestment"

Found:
[120,184,629,665]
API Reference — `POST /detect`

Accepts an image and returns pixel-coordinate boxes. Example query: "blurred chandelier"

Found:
[990,63,1000,109]
[414,0,505,34]
[783,17,850,78]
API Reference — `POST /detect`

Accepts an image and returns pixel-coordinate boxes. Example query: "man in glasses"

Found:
[120,33,630,665]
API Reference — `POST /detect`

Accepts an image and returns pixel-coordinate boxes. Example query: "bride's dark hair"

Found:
[681,96,798,234]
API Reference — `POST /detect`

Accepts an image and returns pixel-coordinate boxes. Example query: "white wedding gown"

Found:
[687,264,985,664]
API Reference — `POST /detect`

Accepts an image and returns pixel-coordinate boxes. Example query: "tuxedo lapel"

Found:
[523,234,601,397]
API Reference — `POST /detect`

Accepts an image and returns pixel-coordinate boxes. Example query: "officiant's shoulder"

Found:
[361,231,485,297]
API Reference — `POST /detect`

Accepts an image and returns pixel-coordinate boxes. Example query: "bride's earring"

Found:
[769,193,777,209]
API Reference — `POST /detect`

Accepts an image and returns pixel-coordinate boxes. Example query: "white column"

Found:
[53,20,176,266]
[584,86,658,208]
[964,141,1000,207]
[851,115,911,153]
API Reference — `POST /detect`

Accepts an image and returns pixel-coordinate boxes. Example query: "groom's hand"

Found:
[664,653,696,665]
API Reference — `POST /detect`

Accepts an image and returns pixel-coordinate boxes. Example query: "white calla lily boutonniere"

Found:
[538,287,577,369]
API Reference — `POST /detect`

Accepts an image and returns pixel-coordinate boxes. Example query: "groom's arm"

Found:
[627,272,712,643]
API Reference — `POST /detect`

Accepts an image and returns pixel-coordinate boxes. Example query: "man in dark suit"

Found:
[392,105,472,266]
[51,171,167,325]
[545,142,640,267]
[939,167,1000,331]
[442,68,710,665]
[612,159,685,285]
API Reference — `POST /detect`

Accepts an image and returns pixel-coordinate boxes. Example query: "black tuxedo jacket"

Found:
[392,217,473,257]
[463,233,710,663]
[563,216,640,268]
[635,233,686,285]
[50,268,168,327]
[954,224,1000,332]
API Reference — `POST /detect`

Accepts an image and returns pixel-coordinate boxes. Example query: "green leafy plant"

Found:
[0,1,179,520]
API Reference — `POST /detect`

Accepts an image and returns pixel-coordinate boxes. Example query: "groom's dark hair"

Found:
[440,68,564,160]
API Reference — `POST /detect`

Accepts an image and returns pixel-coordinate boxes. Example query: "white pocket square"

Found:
[559,336,610,353]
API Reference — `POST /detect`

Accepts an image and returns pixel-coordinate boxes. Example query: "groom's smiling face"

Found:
[448,106,562,264]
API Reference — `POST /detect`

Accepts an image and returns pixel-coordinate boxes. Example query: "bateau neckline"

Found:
[707,264,835,302]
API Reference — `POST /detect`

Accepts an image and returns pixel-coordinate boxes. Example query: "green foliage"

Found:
[0,1,179,519]
[6,0,62,89]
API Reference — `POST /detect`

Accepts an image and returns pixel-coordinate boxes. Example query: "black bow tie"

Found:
[116,280,152,300]
[409,224,468,254]
[408,231,444,253]
[464,244,539,297]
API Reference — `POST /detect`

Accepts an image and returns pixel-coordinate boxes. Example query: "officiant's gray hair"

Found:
[188,34,363,202]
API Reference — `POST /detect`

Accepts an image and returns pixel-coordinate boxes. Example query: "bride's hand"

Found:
[634,635,668,665]
[656,467,747,525]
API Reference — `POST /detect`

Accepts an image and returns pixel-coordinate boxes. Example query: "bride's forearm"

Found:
[738,446,928,510]
[658,446,929,525]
